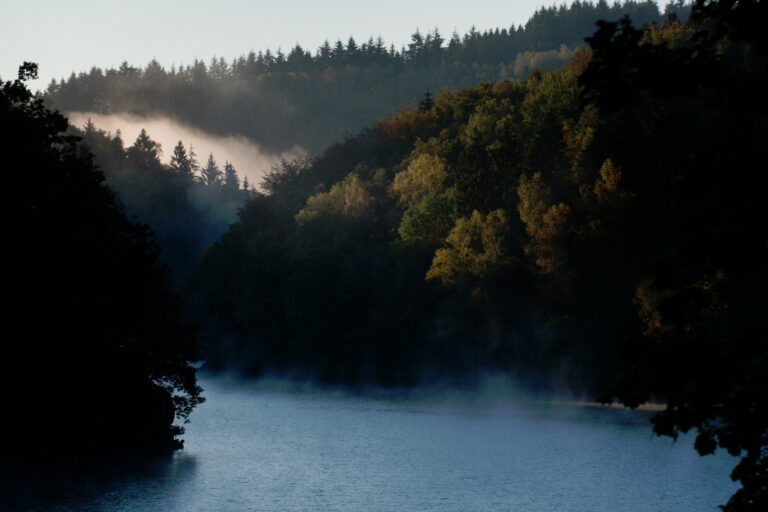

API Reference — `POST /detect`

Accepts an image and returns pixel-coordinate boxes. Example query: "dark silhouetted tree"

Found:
[224,161,239,191]
[1,63,203,463]
[201,153,222,186]
[127,128,163,170]
[170,140,193,177]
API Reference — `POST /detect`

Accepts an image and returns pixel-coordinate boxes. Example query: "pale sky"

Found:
[0,1,671,90]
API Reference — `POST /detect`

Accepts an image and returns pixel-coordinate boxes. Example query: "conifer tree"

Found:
[170,140,193,177]
[83,118,97,137]
[188,144,200,177]
[332,40,345,60]
[224,161,239,191]
[200,153,222,186]
[319,40,332,61]
[127,129,162,170]
[419,90,434,112]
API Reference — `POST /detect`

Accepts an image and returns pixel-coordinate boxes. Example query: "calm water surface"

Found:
[9,376,738,511]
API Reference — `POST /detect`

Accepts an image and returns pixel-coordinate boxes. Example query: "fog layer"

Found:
[67,112,306,188]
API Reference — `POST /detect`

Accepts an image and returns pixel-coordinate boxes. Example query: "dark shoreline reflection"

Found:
[1,451,197,512]
[0,377,737,512]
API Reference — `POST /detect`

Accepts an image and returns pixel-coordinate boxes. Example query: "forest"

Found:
[1,1,766,510]
[73,122,253,281]
[184,2,767,508]
[45,1,689,153]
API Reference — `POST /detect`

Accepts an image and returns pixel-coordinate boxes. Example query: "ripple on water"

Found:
[4,377,739,512]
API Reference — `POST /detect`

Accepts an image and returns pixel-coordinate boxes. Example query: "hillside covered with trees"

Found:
[45,1,689,154]
[4,0,766,508]
[73,122,253,281]
[186,1,767,509]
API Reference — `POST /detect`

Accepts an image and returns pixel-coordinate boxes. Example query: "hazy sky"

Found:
[1,0,671,90]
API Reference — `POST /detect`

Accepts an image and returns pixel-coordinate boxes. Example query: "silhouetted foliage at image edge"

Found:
[0,63,204,464]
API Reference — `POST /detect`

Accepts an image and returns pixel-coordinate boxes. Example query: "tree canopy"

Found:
[185,2,767,507]
[75,123,252,283]
[44,1,688,154]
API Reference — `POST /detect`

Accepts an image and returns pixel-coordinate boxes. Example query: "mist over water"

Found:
[9,376,738,512]
[66,112,307,187]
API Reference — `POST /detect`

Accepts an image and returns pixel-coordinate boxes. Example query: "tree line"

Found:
[44,1,689,154]
[74,122,254,282]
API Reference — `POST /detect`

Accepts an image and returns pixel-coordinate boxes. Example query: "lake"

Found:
[7,376,738,511]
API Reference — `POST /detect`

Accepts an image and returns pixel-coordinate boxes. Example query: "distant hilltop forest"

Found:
[45,1,689,154]
[3,0,767,507]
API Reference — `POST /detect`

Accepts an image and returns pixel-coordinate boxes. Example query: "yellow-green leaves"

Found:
[591,158,627,204]
[516,159,631,276]
[577,157,631,237]
[517,172,570,274]
[342,176,372,218]
[533,203,571,274]
[391,153,448,208]
[426,209,512,286]
[517,172,552,238]
[562,104,599,179]
[398,188,457,248]
[295,175,373,226]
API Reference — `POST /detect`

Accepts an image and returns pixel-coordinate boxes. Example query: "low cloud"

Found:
[67,112,306,188]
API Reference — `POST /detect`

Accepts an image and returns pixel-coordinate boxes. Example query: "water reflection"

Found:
[1,377,738,512]
[2,451,198,511]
